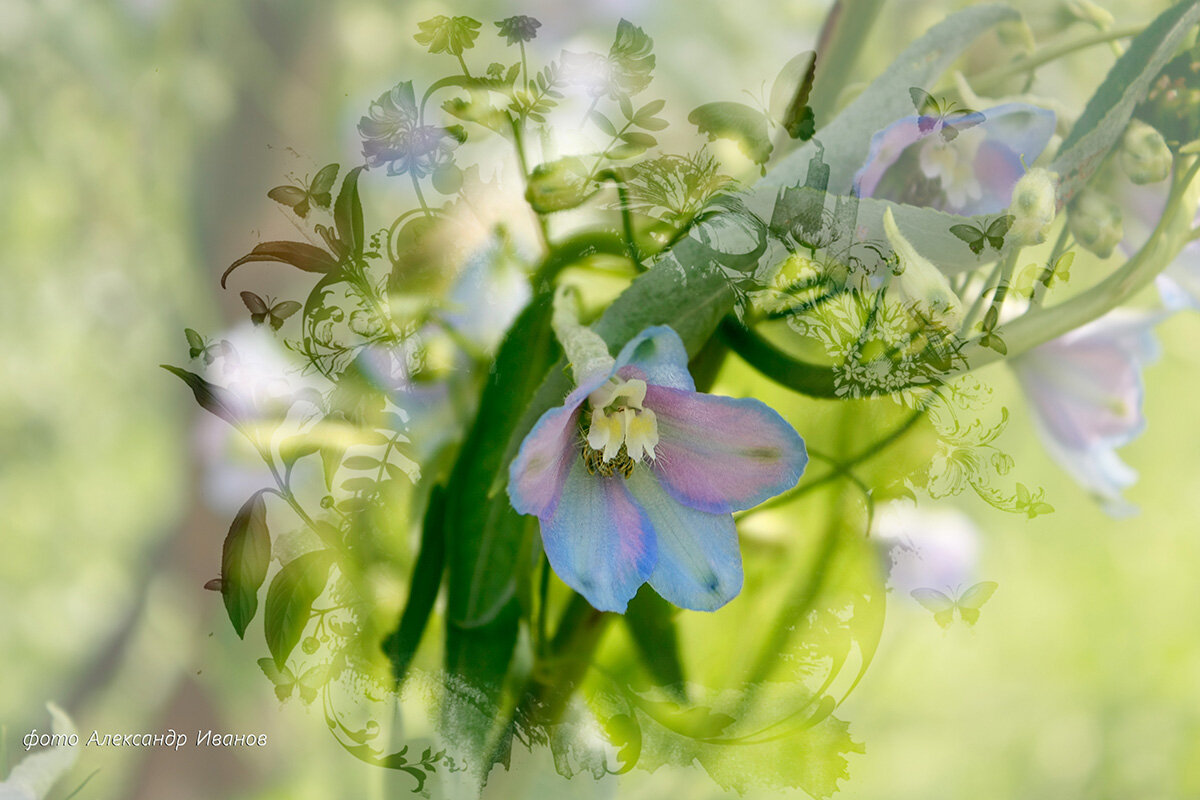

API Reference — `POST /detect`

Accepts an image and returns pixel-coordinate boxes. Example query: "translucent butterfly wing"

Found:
[240,291,271,325]
[257,657,297,701]
[956,581,998,626]
[949,223,986,254]
[267,300,302,330]
[940,109,984,141]
[267,185,308,209]
[984,214,1014,250]
[309,163,339,209]
[911,588,956,628]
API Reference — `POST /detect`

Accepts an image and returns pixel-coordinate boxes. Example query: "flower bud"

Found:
[1119,120,1172,184]
[1068,189,1123,258]
[1007,168,1058,245]
[883,208,964,329]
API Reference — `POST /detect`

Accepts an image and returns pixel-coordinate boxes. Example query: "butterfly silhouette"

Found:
[911,581,998,628]
[184,328,232,365]
[950,215,1014,255]
[256,657,329,704]
[909,87,984,142]
[267,163,338,218]
[241,292,301,330]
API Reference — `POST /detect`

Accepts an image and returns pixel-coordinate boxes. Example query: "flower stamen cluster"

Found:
[581,377,658,478]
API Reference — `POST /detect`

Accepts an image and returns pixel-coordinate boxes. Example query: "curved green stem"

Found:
[410,172,431,217]
[970,25,1143,93]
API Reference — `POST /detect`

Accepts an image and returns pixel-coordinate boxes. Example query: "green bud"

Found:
[1068,189,1123,258]
[525,157,596,213]
[552,284,614,383]
[1119,120,1172,184]
[883,208,964,329]
[1007,168,1058,245]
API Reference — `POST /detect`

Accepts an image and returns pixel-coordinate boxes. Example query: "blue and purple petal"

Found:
[541,458,658,613]
[646,385,808,514]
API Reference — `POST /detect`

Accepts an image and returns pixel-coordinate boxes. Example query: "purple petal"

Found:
[541,458,657,613]
[854,118,930,200]
[854,103,1056,215]
[1014,310,1161,450]
[508,370,611,518]
[626,468,742,611]
[1012,310,1163,513]
[645,386,807,514]
[612,324,695,391]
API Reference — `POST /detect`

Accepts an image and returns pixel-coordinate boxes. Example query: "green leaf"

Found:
[608,141,649,160]
[688,102,772,165]
[1053,0,1200,202]
[341,476,377,493]
[634,98,666,124]
[589,110,617,137]
[601,714,642,774]
[525,157,597,213]
[618,92,635,121]
[383,485,448,683]
[219,241,338,288]
[334,166,365,261]
[321,440,344,491]
[621,131,657,148]
[160,365,245,427]
[432,163,463,194]
[342,455,380,470]
[414,15,482,56]
[608,19,655,97]
[623,587,687,698]
[221,491,271,638]
[445,292,560,626]
[264,549,335,670]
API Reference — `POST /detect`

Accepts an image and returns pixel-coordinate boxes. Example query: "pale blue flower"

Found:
[508,325,807,612]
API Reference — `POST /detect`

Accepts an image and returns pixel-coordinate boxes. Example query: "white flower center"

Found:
[584,377,659,469]
[919,126,985,209]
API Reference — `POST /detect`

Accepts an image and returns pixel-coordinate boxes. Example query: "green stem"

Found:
[735,407,858,713]
[1030,223,1071,309]
[968,155,1200,366]
[959,251,1011,338]
[970,25,1143,93]
[510,114,553,254]
[386,207,430,265]
[596,169,642,268]
[410,171,431,217]
[519,42,529,93]
[456,52,472,78]
[740,406,926,519]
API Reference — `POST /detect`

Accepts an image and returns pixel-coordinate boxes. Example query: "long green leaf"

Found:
[161,364,245,427]
[219,241,338,288]
[1053,0,1200,202]
[383,485,448,683]
[334,166,365,260]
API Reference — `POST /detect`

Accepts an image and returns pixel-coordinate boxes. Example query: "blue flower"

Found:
[507,326,807,613]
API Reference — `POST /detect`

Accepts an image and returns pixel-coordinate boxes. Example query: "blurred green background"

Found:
[2,0,1198,798]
